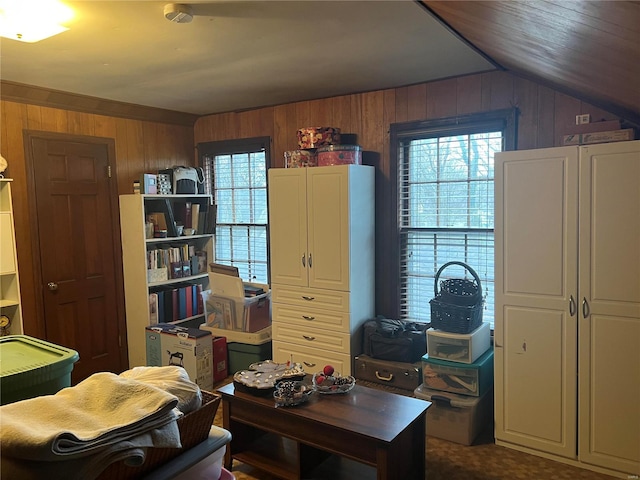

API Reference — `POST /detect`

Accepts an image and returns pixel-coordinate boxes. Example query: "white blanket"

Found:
[0,372,181,461]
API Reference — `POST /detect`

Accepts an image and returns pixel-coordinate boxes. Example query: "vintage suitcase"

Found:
[354,354,422,392]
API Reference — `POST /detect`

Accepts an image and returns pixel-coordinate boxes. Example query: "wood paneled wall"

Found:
[0,101,195,334]
[1,69,622,332]
[194,70,620,317]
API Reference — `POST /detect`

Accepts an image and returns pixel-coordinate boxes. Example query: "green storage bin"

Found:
[227,341,272,374]
[0,335,79,405]
[421,346,493,397]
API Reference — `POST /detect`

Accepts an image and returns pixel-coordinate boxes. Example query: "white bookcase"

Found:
[0,179,23,336]
[119,193,215,368]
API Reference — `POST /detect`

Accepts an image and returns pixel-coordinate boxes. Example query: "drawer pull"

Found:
[302,296,315,301]
[375,371,394,382]
[302,335,316,341]
[301,315,315,321]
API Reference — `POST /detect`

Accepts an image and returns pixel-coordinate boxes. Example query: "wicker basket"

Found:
[97,390,221,479]
[430,262,484,334]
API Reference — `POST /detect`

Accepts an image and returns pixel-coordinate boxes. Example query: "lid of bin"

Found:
[0,335,79,378]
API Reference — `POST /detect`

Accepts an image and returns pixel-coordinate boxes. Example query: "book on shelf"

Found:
[191,203,200,233]
[149,293,159,325]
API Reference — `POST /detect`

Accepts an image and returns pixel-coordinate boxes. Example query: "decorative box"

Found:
[317,144,362,166]
[426,322,491,364]
[284,149,317,168]
[296,127,341,149]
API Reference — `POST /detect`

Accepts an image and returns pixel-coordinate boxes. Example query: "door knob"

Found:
[48,282,58,291]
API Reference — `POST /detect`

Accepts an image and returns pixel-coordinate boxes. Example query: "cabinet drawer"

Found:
[271,284,350,313]
[272,322,351,354]
[272,303,349,332]
[272,340,352,376]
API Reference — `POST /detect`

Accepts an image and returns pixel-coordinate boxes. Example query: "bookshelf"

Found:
[0,179,23,336]
[119,193,215,367]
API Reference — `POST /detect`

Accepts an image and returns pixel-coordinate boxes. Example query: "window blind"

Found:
[393,110,518,328]
[199,138,270,284]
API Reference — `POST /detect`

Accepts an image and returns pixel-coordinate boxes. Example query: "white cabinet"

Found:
[119,194,214,368]
[0,179,23,335]
[268,165,375,375]
[495,141,640,477]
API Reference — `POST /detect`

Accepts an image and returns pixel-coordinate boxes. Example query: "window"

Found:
[198,137,271,284]
[391,110,517,328]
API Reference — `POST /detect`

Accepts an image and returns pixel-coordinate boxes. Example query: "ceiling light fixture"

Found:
[0,0,74,43]
[164,4,193,24]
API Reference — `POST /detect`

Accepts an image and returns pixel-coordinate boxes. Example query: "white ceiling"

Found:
[0,1,496,116]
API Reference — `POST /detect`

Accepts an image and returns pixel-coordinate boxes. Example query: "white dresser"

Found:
[268,165,375,375]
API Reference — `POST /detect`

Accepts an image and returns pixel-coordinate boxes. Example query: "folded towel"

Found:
[0,372,181,462]
[120,365,202,413]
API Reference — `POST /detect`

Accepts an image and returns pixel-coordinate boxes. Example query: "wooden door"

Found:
[268,168,308,287]
[578,141,640,474]
[28,133,126,383]
[494,146,578,459]
[307,167,350,291]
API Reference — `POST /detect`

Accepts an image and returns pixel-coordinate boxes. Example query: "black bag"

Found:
[363,317,428,363]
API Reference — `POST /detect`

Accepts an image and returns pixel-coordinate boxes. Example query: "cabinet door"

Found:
[268,169,308,287]
[578,141,640,474]
[307,167,350,291]
[494,147,578,458]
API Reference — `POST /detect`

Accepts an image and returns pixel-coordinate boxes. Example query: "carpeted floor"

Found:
[211,377,618,480]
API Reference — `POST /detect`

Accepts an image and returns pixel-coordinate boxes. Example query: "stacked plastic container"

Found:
[415,261,494,445]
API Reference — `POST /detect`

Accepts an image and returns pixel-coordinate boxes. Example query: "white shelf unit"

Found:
[119,194,215,368]
[0,179,23,335]
[268,165,375,375]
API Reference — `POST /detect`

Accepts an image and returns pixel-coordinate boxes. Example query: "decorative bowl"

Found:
[273,380,313,407]
[312,372,356,394]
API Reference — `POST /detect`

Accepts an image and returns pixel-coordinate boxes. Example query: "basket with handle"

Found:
[429,261,484,334]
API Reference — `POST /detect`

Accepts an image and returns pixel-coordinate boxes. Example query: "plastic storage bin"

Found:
[414,383,493,445]
[421,347,493,397]
[0,335,79,405]
[227,341,272,374]
[426,322,491,364]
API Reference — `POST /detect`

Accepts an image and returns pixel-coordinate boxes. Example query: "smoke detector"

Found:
[164,3,193,23]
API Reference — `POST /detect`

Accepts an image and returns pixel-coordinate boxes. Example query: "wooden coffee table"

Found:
[217,382,431,480]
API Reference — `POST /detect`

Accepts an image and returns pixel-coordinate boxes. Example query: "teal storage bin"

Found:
[227,341,272,374]
[421,346,493,397]
[0,335,79,405]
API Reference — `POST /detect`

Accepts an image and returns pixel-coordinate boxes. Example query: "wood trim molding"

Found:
[1,80,199,126]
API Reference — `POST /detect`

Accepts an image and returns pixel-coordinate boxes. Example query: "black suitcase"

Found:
[354,355,422,392]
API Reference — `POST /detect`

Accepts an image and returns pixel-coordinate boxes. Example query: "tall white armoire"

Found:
[494,140,640,478]
[268,165,375,375]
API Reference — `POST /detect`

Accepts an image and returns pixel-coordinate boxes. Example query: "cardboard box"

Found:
[427,322,491,364]
[414,383,493,445]
[146,324,213,391]
[212,336,228,382]
[563,128,635,146]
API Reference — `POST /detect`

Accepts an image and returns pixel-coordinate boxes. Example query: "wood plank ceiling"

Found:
[421,1,640,123]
